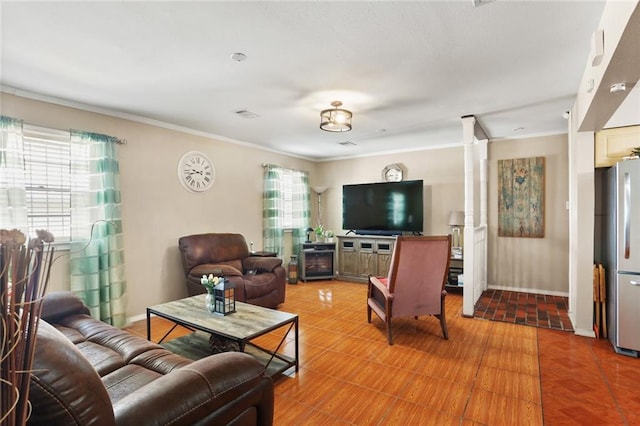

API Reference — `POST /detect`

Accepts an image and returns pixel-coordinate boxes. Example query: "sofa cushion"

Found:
[40,291,90,322]
[75,340,127,377]
[102,364,163,403]
[53,315,166,376]
[179,233,250,271]
[191,260,244,277]
[29,320,116,425]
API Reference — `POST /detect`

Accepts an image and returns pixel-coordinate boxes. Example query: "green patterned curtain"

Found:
[69,130,127,327]
[263,165,285,256]
[263,165,310,258]
[290,169,310,258]
[0,116,28,231]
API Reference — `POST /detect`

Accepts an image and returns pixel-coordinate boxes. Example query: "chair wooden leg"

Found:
[386,317,393,345]
[439,295,449,340]
[437,314,449,340]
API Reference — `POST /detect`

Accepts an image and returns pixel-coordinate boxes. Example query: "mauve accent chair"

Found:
[178,233,286,309]
[367,235,452,345]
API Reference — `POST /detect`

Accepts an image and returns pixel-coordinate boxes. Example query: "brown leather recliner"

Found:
[28,291,274,425]
[178,233,286,309]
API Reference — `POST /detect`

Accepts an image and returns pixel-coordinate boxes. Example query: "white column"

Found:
[568,105,596,337]
[461,116,476,317]
[478,140,488,228]
[478,139,488,294]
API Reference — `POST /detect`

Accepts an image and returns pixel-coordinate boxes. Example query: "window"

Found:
[22,125,75,243]
[280,168,308,230]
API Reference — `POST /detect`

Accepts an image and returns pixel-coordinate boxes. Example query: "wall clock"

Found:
[177,151,215,192]
[382,163,404,182]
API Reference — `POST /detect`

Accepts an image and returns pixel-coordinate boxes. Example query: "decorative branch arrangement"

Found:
[1,229,55,426]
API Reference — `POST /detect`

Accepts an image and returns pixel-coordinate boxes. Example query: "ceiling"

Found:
[1,1,609,161]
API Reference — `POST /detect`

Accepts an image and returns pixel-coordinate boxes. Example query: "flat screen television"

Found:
[342,180,424,235]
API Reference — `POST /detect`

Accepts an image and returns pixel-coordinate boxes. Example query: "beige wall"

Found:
[488,134,569,294]
[318,147,465,238]
[1,92,571,320]
[1,93,317,318]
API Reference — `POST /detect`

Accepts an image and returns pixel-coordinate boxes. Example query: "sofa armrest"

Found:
[113,352,274,426]
[242,256,283,273]
[41,291,90,323]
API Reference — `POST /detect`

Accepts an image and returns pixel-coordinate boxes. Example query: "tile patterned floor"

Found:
[131,280,640,425]
[474,289,574,332]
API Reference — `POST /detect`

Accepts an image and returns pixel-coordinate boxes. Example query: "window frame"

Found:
[22,124,74,246]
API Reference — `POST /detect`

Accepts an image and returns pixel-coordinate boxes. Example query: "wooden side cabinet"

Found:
[337,235,396,282]
[446,258,464,291]
[595,125,640,168]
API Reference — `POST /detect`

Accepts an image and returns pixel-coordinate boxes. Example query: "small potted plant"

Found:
[325,230,334,243]
[314,225,324,242]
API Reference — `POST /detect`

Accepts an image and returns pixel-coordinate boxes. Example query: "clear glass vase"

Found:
[205,290,216,312]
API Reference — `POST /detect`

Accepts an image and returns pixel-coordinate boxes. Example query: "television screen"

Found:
[342,180,424,235]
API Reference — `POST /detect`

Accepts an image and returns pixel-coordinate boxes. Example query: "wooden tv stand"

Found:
[337,235,396,283]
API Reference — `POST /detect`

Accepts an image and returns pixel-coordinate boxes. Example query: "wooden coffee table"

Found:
[146,295,298,376]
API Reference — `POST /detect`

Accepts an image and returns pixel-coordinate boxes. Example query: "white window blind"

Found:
[23,126,74,243]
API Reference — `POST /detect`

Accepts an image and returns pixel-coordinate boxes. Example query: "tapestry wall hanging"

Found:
[498,156,545,238]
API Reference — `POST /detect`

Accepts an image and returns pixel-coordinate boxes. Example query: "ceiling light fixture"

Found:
[320,101,352,132]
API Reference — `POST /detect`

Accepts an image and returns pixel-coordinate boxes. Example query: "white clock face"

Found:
[178,151,215,192]
[383,164,403,182]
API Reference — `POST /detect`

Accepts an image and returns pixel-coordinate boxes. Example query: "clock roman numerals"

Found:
[178,151,215,192]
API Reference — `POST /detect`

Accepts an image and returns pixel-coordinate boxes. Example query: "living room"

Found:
[1,0,640,424]
[1,0,638,342]
[1,91,576,321]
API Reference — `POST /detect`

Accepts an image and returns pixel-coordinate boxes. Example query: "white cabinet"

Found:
[595,126,640,168]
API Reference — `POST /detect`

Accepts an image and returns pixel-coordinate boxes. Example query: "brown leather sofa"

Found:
[178,233,286,309]
[28,291,274,425]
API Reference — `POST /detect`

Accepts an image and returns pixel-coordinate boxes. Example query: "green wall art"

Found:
[498,156,545,238]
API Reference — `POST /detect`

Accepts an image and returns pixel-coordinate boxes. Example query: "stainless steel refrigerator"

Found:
[605,158,640,357]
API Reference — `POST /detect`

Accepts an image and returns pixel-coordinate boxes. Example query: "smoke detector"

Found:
[230,52,247,62]
[234,110,260,119]
[472,0,495,6]
[610,83,626,94]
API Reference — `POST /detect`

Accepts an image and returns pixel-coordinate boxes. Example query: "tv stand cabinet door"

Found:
[375,240,394,277]
[357,241,376,280]
[338,238,359,279]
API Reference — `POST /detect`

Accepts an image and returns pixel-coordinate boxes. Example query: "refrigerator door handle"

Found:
[624,172,631,259]
[631,280,640,286]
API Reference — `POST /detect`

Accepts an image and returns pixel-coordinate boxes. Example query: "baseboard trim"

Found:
[127,313,147,325]
[574,328,596,338]
[486,285,569,298]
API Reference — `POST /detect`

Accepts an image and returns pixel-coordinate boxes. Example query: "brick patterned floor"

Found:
[474,289,574,332]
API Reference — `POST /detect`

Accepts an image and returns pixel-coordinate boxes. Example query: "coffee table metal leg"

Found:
[295,317,299,372]
[146,309,151,340]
